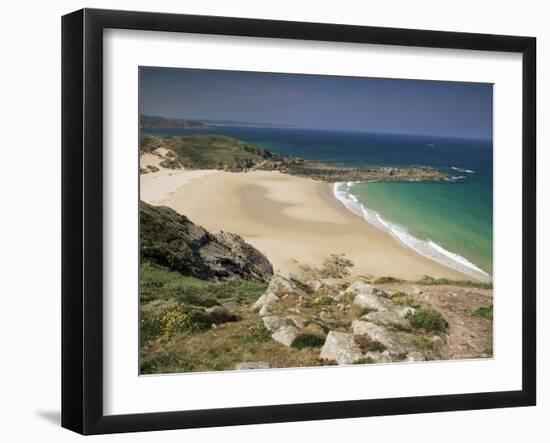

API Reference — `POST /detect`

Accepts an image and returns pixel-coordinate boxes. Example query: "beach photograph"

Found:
[138,67,494,374]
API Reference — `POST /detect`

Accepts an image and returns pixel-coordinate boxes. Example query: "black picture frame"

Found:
[61,8,536,435]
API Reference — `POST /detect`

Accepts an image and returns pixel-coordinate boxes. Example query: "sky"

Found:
[139,67,493,139]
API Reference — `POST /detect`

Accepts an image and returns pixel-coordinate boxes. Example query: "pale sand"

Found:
[140,168,219,204]
[141,167,477,281]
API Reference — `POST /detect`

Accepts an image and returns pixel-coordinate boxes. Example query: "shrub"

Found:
[160,306,213,339]
[319,254,354,278]
[291,334,326,349]
[353,357,375,364]
[473,305,493,320]
[242,324,271,343]
[406,309,448,333]
[374,276,402,284]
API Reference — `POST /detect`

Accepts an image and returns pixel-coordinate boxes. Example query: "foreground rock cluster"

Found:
[245,273,491,367]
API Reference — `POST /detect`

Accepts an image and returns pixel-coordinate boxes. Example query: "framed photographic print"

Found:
[61,8,536,435]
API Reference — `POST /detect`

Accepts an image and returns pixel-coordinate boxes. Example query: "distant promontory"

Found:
[140,114,209,130]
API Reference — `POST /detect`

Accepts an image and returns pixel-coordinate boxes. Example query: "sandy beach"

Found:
[140,167,477,281]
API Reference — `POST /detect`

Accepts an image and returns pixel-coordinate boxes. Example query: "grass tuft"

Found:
[416,275,492,290]
[374,276,403,284]
[473,305,493,320]
[291,334,326,349]
[406,309,448,333]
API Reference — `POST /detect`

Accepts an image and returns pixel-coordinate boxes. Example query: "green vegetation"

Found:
[473,305,493,320]
[354,357,375,364]
[141,262,267,305]
[242,324,272,344]
[417,275,493,290]
[413,336,434,351]
[139,134,276,170]
[291,334,326,349]
[406,308,448,333]
[389,291,420,308]
[374,276,403,284]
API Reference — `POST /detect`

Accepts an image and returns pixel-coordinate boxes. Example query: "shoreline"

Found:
[332,182,490,281]
[141,166,487,282]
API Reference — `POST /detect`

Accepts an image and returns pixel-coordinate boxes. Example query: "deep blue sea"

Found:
[143,126,493,279]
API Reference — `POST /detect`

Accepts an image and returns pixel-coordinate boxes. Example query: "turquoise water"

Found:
[143,127,493,279]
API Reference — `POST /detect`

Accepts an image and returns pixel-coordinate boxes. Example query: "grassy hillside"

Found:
[140,134,277,170]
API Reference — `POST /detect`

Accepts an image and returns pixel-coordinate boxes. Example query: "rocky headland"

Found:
[139,134,452,182]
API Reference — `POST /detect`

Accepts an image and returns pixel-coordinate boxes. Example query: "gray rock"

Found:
[363,309,409,327]
[286,315,307,329]
[353,292,390,311]
[310,280,325,291]
[320,331,363,365]
[258,304,271,317]
[252,291,280,310]
[272,325,299,347]
[365,350,392,364]
[406,351,425,362]
[352,320,410,356]
[267,274,296,296]
[263,315,285,332]
[235,362,270,370]
[345,281,374,295]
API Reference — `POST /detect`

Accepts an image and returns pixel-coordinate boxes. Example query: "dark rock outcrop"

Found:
[140,201,273,282]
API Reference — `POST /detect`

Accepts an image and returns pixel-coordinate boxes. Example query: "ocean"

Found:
[142,126,493,280]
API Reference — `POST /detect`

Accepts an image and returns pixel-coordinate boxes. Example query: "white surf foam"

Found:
[332,182,490,281]
[451,166,475,173]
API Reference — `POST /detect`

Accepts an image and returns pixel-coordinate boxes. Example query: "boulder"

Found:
[272,325,299,347]
[252,291,280,311]
[352,320,410,356]
[286,315,307,329]
[353,292,390,311]
[267,274,296,297]
[363,309,409,328]
[345,281,374,294]
[263,315,285,332]
[320,331,363,365]
[406,351,425,362]
[365,350,392,364]
[235,362,270,370]
[309,280,325,291]
[258,304,271,317]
